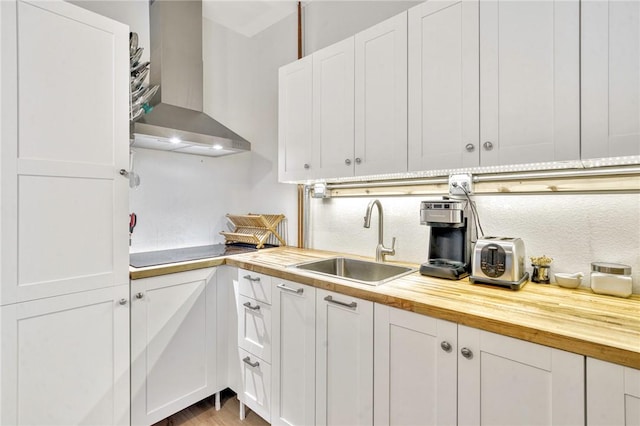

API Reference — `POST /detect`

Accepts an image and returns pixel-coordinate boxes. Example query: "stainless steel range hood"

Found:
[132,0,250,157]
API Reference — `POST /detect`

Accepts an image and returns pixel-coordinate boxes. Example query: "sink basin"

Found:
[292,257,415,286]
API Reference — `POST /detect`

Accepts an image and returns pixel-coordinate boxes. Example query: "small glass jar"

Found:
[590,262,633,298]
[531,264,550,284]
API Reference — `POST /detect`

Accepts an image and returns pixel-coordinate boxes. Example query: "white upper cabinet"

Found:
[354,12,408,176]
[279,11,408,181]
[458,325,585,425]
[0,0,129,304]
[408,0,479,171]
[409,0,580,170]
[479,0,580,166]
[582,0,640,159]
[278,56,314,182]
[312,37,356,179]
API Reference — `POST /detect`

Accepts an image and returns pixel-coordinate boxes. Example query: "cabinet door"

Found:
[458,326,584,425]
[408,0,479,171]
[587,357,640,426]
[278,56,314,182]
[582,1,640,159]
[238,294,272,363]
[479,0,579,166]
[0,0,129,305]
[313,37,355,179]
[130,268,217,426]
[238,269,273,305]
[239,348,272,423]
[316,289,374,426]
[272,280,316,426]
[374,305,457,426]
[354,12,407,176]
[1,285,130,426]
[217,265,239,394]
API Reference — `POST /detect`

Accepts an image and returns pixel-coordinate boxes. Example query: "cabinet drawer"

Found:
[239,348,271,423]
[238,295,271,362]
[238,269,272,304]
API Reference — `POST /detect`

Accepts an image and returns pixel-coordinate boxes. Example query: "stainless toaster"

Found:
[470,236,529,290]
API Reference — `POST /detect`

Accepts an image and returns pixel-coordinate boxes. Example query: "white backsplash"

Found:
[128,148,253,252]
[309,192,640,293]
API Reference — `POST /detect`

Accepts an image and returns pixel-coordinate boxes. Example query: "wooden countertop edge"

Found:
[129,257,226,280]
[130,249,640,369]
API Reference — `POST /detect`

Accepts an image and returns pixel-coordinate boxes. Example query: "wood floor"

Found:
[152,389,269,426]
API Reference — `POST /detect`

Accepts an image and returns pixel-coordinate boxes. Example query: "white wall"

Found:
[310,192,640,293]
[128,148,252,251]
[203,12,299,231]
[304,0,421,53]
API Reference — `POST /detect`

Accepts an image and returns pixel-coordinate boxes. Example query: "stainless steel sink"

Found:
[291,257,415,286]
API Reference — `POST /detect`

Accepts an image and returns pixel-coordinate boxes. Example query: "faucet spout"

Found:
[363,199,395,262]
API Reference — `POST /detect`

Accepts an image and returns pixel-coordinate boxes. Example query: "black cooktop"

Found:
[129,243,260,268]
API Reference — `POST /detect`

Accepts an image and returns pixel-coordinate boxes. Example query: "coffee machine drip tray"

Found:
[420,258,469,280]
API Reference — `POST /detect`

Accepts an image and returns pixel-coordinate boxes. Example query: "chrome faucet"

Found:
[363,199,396,262]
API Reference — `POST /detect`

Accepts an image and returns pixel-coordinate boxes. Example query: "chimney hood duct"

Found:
[132,0,250,157]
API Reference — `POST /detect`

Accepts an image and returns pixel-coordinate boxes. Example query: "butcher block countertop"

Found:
[131,246,640,369]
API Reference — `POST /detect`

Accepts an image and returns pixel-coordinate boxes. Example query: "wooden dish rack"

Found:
[220,214,286,249]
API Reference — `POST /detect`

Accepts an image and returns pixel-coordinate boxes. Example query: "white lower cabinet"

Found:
[130,268,218,426]
[237,268,273,423]
[1,285,130,426]
[587,357,640,426]
[316,289,374,426]
[374,305,457,426]
[240,348,272,422]
[458,325,585,426]
[375,306,585,426]
[271,279,316,426]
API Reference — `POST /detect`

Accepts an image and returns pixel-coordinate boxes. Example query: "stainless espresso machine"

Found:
[419,198,474,280]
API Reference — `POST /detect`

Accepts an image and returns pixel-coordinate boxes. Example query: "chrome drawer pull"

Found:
[243,275,261,282]
[242,356,260,368]
[243,301,260,311]
[277,283,304,294]
[324,295,357,309]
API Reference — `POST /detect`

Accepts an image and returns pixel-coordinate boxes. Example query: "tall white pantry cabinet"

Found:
[0,1,130,425]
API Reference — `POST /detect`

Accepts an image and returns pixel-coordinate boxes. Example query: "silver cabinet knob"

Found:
[119,169,129,177]
[303,163,310,170]
[465,143,475,152]
[345,159,352,165]
[483,141,494,151]
[460,347,473,359]
[135,292,144,299]
[355,157,362,164]
[118,298,128,306]
[440,341,452,352]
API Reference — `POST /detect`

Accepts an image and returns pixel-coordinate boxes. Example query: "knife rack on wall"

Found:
[221,214,287,249]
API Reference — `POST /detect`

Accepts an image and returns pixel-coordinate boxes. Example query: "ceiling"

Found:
[202,1,299,37]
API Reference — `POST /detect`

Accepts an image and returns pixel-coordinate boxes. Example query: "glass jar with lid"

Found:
[590,262,633,298]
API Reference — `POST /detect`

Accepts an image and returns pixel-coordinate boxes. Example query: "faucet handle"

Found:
[390,237,396,251]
